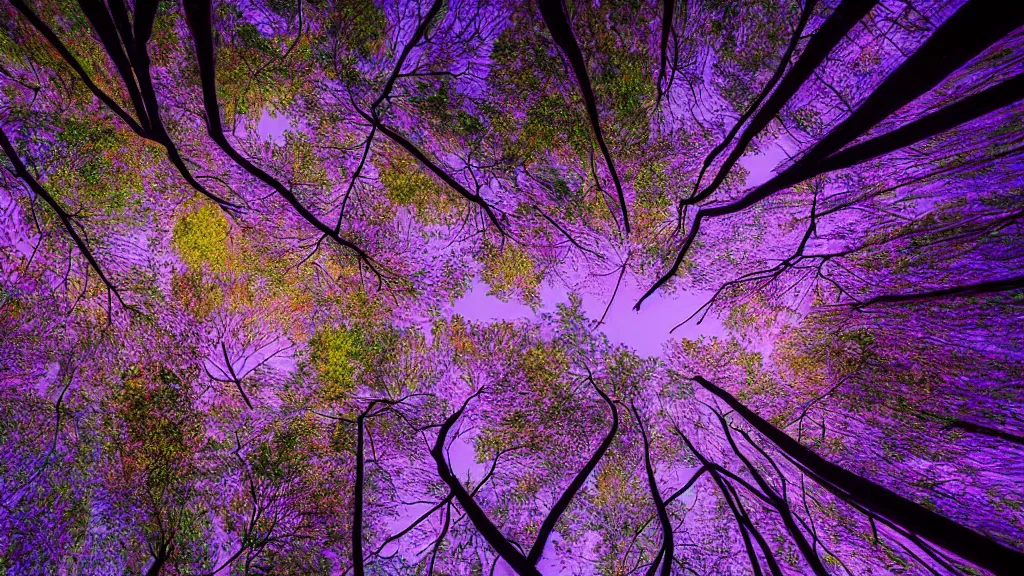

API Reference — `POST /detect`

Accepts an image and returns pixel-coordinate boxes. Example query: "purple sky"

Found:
[451,278,726,358]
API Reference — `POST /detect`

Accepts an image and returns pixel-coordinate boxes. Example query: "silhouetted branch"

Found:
[692,375,1024,575]
[538,0,630,234]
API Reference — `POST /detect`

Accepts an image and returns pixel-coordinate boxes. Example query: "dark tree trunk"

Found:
[687,0,877,206]
[656,0,675,103]
[144,543,171,576]
[639,0,1024,309]
[694,376,1024,576]
[352,411,367,576]
[853,274,1024,309]
[687,0,820,206]
[716,415,830,576]
[5,0,144,133]
[7,0,236,208]
[538,0,630,233]
[527,380,618,564]
[631,404,673,576]
[430,393,541,576]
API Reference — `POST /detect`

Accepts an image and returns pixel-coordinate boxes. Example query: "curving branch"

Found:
[0,126,123,305]
[372,443,509,561]
[371,0,444,115]
[212,342,255,409]
[429,390,541,576]
[180,0,384,280]
[423,387,540,569]
[356,109,506,235]
[672,189,820,329]
[531,204,606,261]
[337,0,440,226]
[425,383,624,573]
[526,378,618,565]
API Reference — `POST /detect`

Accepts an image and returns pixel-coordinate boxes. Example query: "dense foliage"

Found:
[1,0,1022,574]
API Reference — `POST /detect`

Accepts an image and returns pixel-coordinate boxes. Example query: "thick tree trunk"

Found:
[694,375,1024,575]
[430,394,541,576]
[639,0,1024,309]
[631,404,673,576]
[144,544,171,576]
[7,0,236,208]
[687,0,877,206]
[538,0,631,233]
[5,0,143,133]
[352,411,367,576]
[853,274,1024,309]
[656,0,676,103]
[527,380,618,564]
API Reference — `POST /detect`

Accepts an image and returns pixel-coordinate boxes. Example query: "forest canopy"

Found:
[1,0,1022,574]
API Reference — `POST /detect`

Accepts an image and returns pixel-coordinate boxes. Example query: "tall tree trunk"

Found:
[693,375,1024,575]
[429,393,541,576]
[538,0,631,233]
[687,0,877,206]
[631,403,673,576]
[527,380,618,564]
[639,0,1024,309]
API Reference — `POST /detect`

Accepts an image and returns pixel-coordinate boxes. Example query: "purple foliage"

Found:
[0,0,1022,574]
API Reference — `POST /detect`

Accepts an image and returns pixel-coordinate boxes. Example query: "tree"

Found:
[2,0,1023,574]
